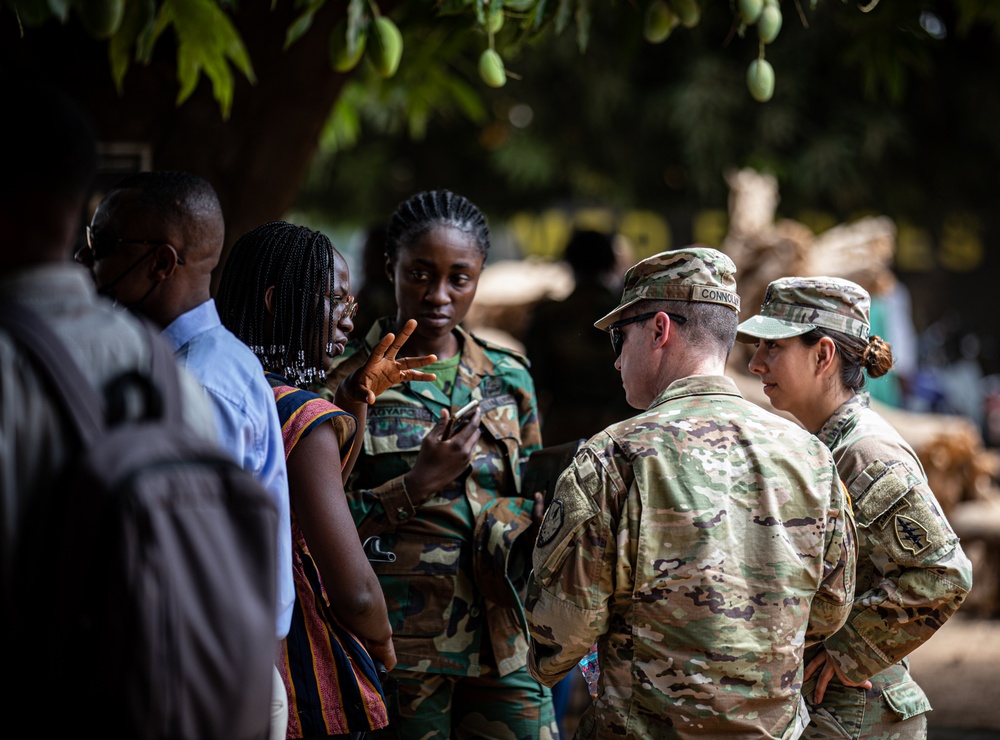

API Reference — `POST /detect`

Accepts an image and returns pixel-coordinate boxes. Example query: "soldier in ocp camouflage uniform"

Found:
[526,247,857,739]
[738,277,972,740]
[324,190,556,739]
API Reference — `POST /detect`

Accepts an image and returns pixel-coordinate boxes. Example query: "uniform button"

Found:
[397,509,409,521]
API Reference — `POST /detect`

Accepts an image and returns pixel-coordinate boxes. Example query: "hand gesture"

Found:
[404,407,482,506]
[343,319,437,404]
[804,649,872,704]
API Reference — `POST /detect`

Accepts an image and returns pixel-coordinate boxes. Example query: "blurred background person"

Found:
[523,228,631,446]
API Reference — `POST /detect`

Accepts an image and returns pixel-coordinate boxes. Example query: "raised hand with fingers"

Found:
[334,319,437,477]
[339,318,437,405]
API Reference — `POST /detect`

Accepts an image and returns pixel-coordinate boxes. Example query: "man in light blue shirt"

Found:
[82,171,293,739]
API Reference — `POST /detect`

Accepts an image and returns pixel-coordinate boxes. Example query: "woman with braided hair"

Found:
[324,190,557,739]
[217,221,436,739]
[737,276,972,740]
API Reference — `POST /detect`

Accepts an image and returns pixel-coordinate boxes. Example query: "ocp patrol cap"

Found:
[594,247,741,331]
[736,276,871,343]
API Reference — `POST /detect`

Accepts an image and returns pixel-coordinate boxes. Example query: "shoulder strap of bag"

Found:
[0,303,185,436]
[0,304,105,441]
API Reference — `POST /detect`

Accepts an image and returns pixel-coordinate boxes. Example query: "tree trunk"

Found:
[1,1,365,280]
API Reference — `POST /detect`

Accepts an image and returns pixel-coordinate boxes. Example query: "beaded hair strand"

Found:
[216,221,340,386]
[385,190,491,260]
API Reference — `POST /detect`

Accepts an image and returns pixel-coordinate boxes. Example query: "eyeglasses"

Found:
[333,294,358,321]
[609,311,687,356]
[82,226,185,265]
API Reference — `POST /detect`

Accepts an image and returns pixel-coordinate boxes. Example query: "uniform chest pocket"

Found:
[364,405,434,456]
[477,393,522,444]
[371,534,462,637]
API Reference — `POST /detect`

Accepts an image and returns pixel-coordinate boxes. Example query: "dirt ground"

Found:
[557,615,1000,738]
[909,614,1000,739]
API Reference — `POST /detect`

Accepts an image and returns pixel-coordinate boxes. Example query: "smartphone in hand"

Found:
[444,399,479,439]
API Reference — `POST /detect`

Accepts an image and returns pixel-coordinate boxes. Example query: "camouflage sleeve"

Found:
[344,474,419,539]
[525,445,619,687]
[806,477,857,645]
[510,358,542,459]
[824,459,973,682]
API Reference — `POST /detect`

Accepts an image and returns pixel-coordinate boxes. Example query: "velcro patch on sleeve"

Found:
[532,452,602,573]
[849,459,949,565]
[849,460,911,527]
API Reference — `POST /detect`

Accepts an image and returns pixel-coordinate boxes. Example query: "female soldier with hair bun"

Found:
[737,276,972,740]
[324,190,556,739]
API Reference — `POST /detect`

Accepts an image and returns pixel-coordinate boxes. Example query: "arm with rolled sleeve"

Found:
[526,446,618,686]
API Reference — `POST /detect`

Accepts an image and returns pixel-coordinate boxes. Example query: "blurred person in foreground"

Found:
[526,248,857,739]
[739,276,972,739]
[0,83,218,723]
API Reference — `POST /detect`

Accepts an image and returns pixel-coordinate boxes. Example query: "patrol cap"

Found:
[594,247,740,331]
[736,276,871,343]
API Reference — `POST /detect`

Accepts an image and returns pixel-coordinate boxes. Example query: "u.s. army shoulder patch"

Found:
[537,499,564,547]
[894,514,932,556]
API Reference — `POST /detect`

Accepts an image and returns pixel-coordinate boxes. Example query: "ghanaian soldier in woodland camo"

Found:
[324,191,556,739]
[739,276,972,739]
[526,247,857,739]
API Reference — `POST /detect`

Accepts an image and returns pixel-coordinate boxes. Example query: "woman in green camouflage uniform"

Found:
[324,191,556,740]
[738,276,973,739]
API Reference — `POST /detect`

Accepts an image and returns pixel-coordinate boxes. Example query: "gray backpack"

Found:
[2,307,278,740]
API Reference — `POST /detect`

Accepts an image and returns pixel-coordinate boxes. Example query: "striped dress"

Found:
[267,373,389,738]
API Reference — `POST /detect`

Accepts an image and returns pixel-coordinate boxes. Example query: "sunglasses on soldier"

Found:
[609,311,687,356]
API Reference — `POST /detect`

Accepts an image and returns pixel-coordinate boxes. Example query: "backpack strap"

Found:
[0,304,184,436]
[0,304,105,442]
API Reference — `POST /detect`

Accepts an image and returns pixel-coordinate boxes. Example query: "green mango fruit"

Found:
[331,26,367,72]
[739,0,763,25]
[757,4,782,44]
[485,11,504,35]
[503,0,535,10]
[478,49,507,88]
[746,58,775,102]
[670,0,700,29]
[77,0,126,39]
[368,16,403,78]
[644,0,679,44]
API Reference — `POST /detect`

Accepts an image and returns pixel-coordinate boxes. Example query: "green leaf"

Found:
[46,0,70,22]
[347,0,366,43]
[152,0,256,118]
[108,0,156,92]
[284,10,315,49]
[284,0,328,50]
[554,0,572,35]
[13,0,53,28]
[575,0,590,52]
